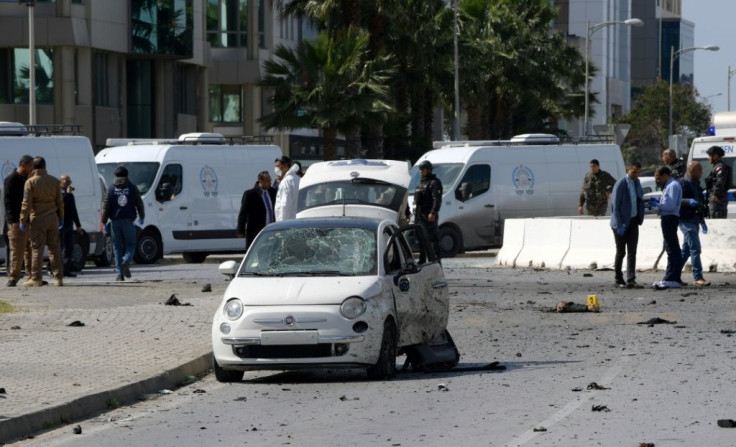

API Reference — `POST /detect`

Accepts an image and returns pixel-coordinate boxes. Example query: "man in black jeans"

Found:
[59,175,83,277]
[609,162,645,289]
[413,160,443,262]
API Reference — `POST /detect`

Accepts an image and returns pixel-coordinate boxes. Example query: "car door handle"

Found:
[179,206,188,210]
[485,204,495,208]
[432,280,448,289]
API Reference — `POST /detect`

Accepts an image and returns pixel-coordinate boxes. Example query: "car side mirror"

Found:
[218,260,239,277]
[402,261,419,275]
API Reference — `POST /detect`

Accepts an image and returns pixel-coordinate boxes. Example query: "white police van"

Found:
[408,134,627,257]
[96,133,282,263]
[0,123,105,270]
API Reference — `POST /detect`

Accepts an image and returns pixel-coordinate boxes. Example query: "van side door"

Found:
[154,163,191,251]
[454,164,496,247]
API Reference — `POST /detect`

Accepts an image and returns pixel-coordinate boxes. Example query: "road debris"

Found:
[201,283,212,292]
[587,382,609,390]
[73,425,82,434]
[67,321,85,327]
[591,405,610,412]
[11,325,20,330]
[637,317,676,326]
[164,294,192,306]
[533,427,547,432]
[552,301,599,313]
[639,443,655,447]
[437,383,449,391]
[717,419,736,428]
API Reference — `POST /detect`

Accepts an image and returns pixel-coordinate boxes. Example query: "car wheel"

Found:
[213,356,244,383]
[94,233,114,267]
[134,229,162,264]
[438,226,461,258]
[367,321,397,380]
[70,232,90,271]
[182,252,208,263]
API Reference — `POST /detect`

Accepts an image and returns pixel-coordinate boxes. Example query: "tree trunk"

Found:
[323,128,339,160]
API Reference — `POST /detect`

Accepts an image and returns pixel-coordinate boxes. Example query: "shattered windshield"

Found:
[241,226,377,276]
[298,180,406,212]
[98,162,160,195]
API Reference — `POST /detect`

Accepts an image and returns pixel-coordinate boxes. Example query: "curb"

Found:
[0,352,213,444]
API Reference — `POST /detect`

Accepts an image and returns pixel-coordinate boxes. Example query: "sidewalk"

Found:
[0,265,224,444]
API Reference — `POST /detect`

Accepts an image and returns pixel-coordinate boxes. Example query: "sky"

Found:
[681,1,734,113]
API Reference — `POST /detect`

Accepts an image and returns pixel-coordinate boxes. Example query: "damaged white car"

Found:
[212,159,458,382]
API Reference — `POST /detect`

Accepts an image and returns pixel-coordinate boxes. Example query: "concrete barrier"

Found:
[498,216,736,272]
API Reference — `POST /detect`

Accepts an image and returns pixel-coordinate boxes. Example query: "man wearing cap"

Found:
[101,166,145,281]
[704,145,732,218]
[578,159,616,216]
[414,160,443,261]
[274,155,300,221]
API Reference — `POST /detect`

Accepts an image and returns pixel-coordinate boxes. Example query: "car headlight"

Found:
[340,296,366,319]
[224,299,244,320]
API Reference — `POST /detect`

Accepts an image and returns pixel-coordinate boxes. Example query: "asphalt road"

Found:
[13,259,736,447]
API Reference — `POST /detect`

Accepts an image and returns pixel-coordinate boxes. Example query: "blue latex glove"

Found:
[616,225,625,236]
[19,223,27,233]
[687,198,698,207]
[649,197,660,207]
[138,218,144,226]
[702,222,708,235]
[104,222,111,234]
[58,221,64,230]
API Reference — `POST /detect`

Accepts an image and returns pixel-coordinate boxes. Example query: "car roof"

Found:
[300,159,410,189]
[266,216,386,231]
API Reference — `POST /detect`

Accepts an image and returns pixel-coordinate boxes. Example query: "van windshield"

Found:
[98,162,161,195]
[408,163,463,194]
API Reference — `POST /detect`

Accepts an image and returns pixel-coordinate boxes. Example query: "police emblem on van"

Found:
[512,164,534,195]
[200,165,218,197]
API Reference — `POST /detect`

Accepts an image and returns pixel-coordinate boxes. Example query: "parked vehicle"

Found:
[407,134,627,257]
[0,123,105,270]
[95,133,282,263]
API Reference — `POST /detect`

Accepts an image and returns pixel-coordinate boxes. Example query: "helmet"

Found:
[418,160,433,171]
[706,145,725,157]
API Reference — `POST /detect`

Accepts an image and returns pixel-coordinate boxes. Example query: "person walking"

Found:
[59,174,83,277]
[3,155,34,286]
[650,166,683,290]
[704,145,732,219]
[679,161,710,287]
[609,162,645,289]
[101,166,145,281]
[414,160,443,261]
[19,157,64,287]
[237,171,276,250]
[578,159,616,216]
[274,156,300,221]
[662,148,686,179]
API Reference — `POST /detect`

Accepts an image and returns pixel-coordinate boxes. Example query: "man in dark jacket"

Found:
[101,166,145,281]
[3,155,33,286]
[237,171,276,250]
[705,145,732,218]
[609,162,645,289]
[679,161,710,286]
[662,149,686,179]
[414,160,443,261]
[59,174,83,277]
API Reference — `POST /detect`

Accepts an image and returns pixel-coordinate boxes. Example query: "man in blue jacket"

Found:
[610,162,645,289]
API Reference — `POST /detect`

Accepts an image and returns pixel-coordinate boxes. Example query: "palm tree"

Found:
[259,28,396,160]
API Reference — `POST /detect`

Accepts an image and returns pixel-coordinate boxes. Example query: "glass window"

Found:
[98,162,161,196]
[94,53,109,107]
[178,64,197,115]
[156,164,182,202]
[0,48,54,105]
[209,84,242,122]
[408,163,463,194]
[131,0,193,57]
[456,164,491,201]
[298,180,407,213]
[241,226,377,276]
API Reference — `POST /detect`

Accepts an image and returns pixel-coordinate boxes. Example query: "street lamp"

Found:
[584,18,643,137]
[669,44,719,137]
[728,65,736,111]
[452,0,459,141]
[19,0,36,125]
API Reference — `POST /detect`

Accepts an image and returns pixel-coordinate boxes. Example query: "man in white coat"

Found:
[274,156,300,221]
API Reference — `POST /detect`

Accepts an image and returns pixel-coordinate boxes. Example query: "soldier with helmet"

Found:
[578,159,616,216]
[414,160,443,261]
[705,145,732,219]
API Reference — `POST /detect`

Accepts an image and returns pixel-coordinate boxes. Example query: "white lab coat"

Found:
[274,164,301,221]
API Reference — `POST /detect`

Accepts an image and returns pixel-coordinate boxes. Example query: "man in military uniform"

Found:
[578,159,616,216]
[662,148,686,179]
[705,145,732,219]
[414,160,443,261]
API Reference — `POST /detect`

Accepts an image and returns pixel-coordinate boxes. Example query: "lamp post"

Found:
[728,65,736,111]
[19,0,36,125]
[452,0,459,140]
[584,18,643,137]
[669,44,719,137]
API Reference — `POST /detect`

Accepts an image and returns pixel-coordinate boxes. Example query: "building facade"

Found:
[0,0,315,153]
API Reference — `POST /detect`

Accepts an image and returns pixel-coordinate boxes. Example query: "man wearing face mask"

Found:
[650,166,683,290]
[274,156,300,221]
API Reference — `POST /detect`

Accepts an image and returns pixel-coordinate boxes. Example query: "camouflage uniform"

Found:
[705,160,732,219]
[579,170,616,216]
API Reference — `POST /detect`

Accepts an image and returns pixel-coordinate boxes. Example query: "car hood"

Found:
[223,275,382,306]
[296,204,398,222]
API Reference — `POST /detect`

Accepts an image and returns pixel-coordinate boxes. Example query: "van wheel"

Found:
[134,229,162,264]
[366,321,397,380]
[70,232,90,271]
[182,252,208,263]
[94,233,114,267]
[213,356,244,383]
[438,226,461,258]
